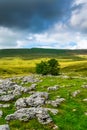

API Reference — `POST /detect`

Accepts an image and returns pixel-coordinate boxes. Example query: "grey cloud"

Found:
[0,0,72,32]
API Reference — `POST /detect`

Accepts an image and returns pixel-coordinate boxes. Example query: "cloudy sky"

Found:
[0,0,87,49]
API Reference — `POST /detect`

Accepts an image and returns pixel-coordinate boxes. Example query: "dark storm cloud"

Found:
[0,0,72,32]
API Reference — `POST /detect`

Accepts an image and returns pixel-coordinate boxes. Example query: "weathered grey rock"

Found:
[45,108,58,115]
[22,76,39,83]
[15,92,49,109]
[0,124,10,130]
[36,108,52,124]
[53,125,59,130]
[72,90,81,97]
[5,107,52,124]
[72,109,76,112]
[47,85,59,91]
[29,84,37,90]
[47,98,65,107]
[13,85,22,96]
[83,99,87,102]
[0,79,3,83]
[84,112,87,116]
[0,94,15,102]
[0,104,10,108]
[20,84,37,93]
[82,85,87,88]
[0,89,6,95]
[0,110,3,118]
[15,98,27,109]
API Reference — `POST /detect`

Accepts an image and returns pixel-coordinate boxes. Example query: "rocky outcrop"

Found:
[22,76,39,83]
[15,92,49,109]
[47,85,59,91]
[0,94,15,102]
[0,104,10,108]
[47,98,65,107]
[0,124,10,130]
[82,85,87,88]
[72,90,81,97]
[5,107,58,124]
[83,99,87,102]
[0,110,3,118]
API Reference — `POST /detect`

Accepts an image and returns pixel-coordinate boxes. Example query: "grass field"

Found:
[0,48,87,130]
[0,75,87,130]
[0,48,87,77]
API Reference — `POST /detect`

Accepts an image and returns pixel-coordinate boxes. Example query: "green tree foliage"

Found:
[36,59,60,75]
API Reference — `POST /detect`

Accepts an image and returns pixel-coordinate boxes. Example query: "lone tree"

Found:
[36,58,60,75]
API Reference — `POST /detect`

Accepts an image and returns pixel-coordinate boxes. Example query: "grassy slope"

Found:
[0,48,87,77]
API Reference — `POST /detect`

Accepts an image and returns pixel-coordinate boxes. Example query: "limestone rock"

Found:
[72,90,81,97]
[5,107,52,124]
[83,99,87,102]
[47,85,59,91]
[47,98,65,107]
[0,104,10,108]
[22,76,39,83]
[53,125,59,130]
[0,94,15,102]
[0,124,10,130]
[82,85,87,88]
[84,112,87,116]
[45,108,58,115]
[0,110,3,118]
[15,92,49,109]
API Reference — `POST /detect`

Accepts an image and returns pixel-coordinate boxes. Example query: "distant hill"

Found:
[0,48,87,59]
[0,48,87,77]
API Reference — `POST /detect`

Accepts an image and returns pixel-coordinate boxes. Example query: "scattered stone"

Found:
[47,98,65,107]
[82,85,87,88]
[72,109,76,112]
[0,94,15,102]
[15,98,27,110]
[0,124,10,130]
[46,108,58,115]
[72,90,81,97]
[84,112,87,116]
[29,84,37,90]
[47,85,59,91]
[61,75,69,79]
[5,107,52,124]
[0,79,3,83]
[0,104,10,108]
[22,76,39,83]
[15,92,49,109]
[0,110,3,118]
[0,89,6,95]
[83,99,87,102]
[53,125,59,130]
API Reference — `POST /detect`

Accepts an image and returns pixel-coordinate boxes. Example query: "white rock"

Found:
[47,85,59,91]
[0,110,3,118]
[83,99,87,102]
[5,107,52,124]
[72,90,81,97]
[0,104,10,108]
[0,124,10,130]
[53,125,59,130]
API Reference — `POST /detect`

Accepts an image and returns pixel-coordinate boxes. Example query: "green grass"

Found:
[0,48,87,77]
[0,75,87,130]
[0,48,87,129]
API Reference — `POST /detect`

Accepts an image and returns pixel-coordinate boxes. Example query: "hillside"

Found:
[0,48,87,59]
[0,48,87,77]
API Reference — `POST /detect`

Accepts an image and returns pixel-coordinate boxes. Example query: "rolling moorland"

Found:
[0,48,87,77]
[0,48,87,130]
